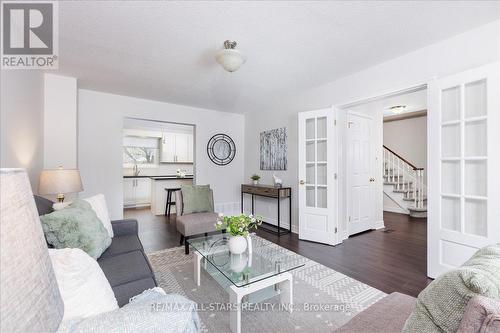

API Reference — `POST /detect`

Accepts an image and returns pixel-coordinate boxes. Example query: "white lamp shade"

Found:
[215,49,246,72]
[0,168,64,331]
[38,169,83,195]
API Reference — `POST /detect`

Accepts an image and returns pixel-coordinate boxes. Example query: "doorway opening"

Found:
[122,118,195,218]
[341,85,428,238]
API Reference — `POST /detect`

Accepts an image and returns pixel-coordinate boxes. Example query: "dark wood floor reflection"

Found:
[124,208,432,297]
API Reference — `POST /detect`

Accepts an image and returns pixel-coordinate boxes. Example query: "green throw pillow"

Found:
[181,185,214,214]
[40,200,111,259]
[402,243,500,332]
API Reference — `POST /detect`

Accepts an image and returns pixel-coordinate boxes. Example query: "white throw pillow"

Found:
[84,194,113,238]
[49,248,118,321]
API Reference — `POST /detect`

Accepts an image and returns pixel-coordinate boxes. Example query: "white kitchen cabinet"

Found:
[123,178,151,208]
[160,132,193,163]
[160,133,176,163]
[123,179,136,206]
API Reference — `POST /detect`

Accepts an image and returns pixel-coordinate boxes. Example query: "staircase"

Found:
[383,145,427,218]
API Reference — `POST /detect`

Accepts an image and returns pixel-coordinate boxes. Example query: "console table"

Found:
[241,184,291,236]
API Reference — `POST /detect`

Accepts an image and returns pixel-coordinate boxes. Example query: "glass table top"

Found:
[187,233,306,288]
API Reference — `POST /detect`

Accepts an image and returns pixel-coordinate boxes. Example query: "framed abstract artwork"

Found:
[260,127,287,170]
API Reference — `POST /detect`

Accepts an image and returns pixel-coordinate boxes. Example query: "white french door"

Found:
[298,108,338,245]
[428,62,500,278]
[346,112,375,235]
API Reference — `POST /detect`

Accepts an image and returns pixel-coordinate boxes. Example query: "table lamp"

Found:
[38,167,83,202]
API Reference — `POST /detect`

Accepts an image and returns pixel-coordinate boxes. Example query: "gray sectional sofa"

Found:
[34,195,157,306]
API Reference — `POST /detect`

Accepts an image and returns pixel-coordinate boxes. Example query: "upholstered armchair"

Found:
[175,187,222,254]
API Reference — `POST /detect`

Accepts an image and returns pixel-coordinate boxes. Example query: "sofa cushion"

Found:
[177,212,219,236]
[112,277,157,307]
[99,235,143,259]
[403,244,500,333]
[40,200,112,259]
[335,292,416,333]
[98,250,154,287]
[181,185,214,214]
[34,195,55,215]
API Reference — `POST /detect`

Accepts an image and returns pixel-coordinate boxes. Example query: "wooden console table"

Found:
[241,184,292,236]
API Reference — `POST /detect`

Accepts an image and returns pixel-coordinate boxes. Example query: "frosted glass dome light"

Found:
[215,40,246,72]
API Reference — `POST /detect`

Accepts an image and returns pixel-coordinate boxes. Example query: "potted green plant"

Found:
[215,213,262,254]
[250,174,260,185]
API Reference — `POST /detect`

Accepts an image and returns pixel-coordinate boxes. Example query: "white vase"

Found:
[228,236,247,255]
[252,180,259,185]
[230,253,248,273]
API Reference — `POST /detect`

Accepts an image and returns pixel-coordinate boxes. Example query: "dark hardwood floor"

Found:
[124,208,432,297]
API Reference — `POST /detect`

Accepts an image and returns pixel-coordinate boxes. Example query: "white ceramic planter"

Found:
[230,253,248,272]
[252,180,259,185]
[228,236,247,255]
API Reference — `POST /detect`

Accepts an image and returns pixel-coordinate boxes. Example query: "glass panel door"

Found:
[440,81,488,237]
[304,116,327,208]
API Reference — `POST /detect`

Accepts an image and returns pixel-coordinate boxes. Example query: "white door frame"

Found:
[333,83,427,242]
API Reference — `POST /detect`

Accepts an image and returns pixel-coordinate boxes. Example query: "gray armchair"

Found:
[175,188,223,254]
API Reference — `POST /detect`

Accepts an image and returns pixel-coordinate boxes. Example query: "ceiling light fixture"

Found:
[388,105,407,114]
[215,40,246,72]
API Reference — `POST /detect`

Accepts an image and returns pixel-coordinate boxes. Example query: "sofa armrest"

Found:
[111,219,138,237]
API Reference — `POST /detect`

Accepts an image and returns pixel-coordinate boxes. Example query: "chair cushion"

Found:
[98,250,154,287]
[99,235,143,259]
[335,292,415,333]
[176,212,219,236]
[181,185,214,214]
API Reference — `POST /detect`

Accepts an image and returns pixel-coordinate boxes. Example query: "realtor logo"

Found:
[1,1,58,69]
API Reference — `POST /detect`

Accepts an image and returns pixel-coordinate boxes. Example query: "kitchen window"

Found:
[123,136,160,167]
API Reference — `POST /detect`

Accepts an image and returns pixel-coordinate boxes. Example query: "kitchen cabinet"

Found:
[123,178,151,208]
[160,132,193,163]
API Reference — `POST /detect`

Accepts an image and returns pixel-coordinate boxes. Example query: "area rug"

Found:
[147,237,385,333]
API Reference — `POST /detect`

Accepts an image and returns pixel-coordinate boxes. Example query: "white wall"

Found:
[244,20,500,232]
[78,89,245,220]
[44,74,78,169]
[384,115,427,172]
[0,71,44,192]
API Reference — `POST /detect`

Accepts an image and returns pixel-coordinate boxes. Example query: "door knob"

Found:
[299,180,305,185]
[369,177,375,182]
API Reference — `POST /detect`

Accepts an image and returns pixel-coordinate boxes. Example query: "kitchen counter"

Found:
[149,176,193,215]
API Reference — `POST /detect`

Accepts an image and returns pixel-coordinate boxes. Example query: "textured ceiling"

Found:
[55,1,500,113]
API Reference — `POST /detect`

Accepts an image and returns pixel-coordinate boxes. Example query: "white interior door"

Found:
[298,108,338,245]
[346,112,374,235]
[428,62,500,278]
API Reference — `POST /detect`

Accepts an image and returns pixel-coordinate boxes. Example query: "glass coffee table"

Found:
[187,233,306,333]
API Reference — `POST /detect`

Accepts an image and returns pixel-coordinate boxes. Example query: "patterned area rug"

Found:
[147,237,385,333]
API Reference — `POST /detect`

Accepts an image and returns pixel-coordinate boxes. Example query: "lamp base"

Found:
[56,194,65,202]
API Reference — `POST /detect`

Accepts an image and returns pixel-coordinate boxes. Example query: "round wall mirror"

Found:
[207,134,236,166]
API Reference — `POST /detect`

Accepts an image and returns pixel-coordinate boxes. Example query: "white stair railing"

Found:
[383,145,426,209]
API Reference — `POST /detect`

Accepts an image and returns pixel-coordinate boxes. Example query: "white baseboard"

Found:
[373,220,385,230]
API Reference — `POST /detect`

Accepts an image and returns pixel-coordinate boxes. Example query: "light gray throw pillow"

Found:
[40,200,111,259]
[57,288,200,333]
[403,244,500,332]
[181,185,213,214]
